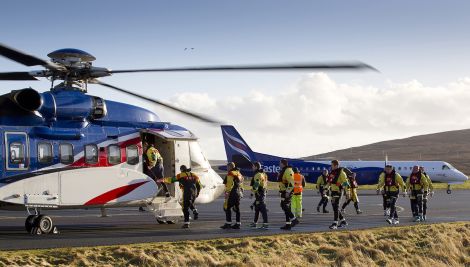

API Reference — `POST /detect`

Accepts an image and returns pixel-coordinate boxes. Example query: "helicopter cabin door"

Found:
[4,132,29,171]
[174,140,190,173]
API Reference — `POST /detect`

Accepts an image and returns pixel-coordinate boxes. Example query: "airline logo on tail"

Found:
[222,129,252,161]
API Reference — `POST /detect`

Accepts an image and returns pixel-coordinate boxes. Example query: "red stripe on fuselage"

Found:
[84,181,149,206]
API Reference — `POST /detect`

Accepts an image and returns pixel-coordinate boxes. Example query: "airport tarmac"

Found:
[0,190,468,251]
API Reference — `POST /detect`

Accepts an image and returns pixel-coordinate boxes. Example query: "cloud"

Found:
[155,73,470,159]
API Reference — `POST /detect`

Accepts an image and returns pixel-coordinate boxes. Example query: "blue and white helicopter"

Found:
[221,125,468,193]
[0,43,374,234]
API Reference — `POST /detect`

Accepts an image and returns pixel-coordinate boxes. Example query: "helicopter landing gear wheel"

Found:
[37,215,53,234]
[25,215,38,233]
[447,184,452,194]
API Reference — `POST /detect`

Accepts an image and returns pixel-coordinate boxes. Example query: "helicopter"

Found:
[0,43,374,234]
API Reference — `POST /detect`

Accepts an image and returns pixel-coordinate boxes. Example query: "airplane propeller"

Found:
[0,43,378,124]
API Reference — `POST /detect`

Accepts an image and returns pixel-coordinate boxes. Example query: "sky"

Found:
[1,1,470,159]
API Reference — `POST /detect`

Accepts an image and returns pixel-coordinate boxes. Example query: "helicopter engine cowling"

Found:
[11,88,107,122]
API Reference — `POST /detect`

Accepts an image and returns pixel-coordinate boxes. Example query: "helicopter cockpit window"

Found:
[126,145,139,165]
[38,143,53,164]
[10,142,25,164]
[189,141,209,169]
[85,144,98,164]
[60,143,74,164]
[108,145,121,165]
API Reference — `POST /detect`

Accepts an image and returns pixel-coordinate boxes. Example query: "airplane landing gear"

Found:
[447,184,452,194]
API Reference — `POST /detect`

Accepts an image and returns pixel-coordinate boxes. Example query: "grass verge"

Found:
[0,222,469,267]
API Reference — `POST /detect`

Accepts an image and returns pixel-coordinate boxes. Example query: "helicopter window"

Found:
[38,143,53,164]
[9,142,25,164]
[108,145,121,165]
[59,143,74,164]
[189,141,209,169]
[85,144,98,164]
[126,145,139,165]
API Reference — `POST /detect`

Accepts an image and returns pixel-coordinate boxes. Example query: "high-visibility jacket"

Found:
[293,173,306,194]
[316,174,328,189]
[406,172,429,191]
[146,146,163,167]
[377,171,405,192]
[224,169,244,193]
[278,166,294,192]
[252,170,268,195]
[423,172,434,192]
[326,168,349,192]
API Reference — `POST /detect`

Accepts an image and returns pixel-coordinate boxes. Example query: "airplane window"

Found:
[38,143,53,164]
[108,145,121,165]
[126,145,139,165]
[85,144,98,164]
[189,141,209,169]
[442,165,450,170]
[60,143,74,164]
[10,142,25,164]
[398,167,401,171]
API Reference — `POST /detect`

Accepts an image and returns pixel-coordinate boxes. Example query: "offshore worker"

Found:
[291,167,306,218]
[340,172,362,214]
[278,159,299,230]
[376,165,406,225]
[406,165,429,222]
[158,165,201,228]
[419,166,434,221]
[220,162,244,229]
[146,143,170,198]
[249,162,269,229]
[327,160,350,229]
[316,169,330,213]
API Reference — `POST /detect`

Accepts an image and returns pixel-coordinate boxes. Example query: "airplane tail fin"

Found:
[221,125,257,168]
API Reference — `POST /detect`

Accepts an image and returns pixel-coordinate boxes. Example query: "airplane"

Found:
[0,43,374,234]
[221,125,468,194]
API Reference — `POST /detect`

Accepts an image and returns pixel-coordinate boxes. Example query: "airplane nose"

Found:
[456,170,468,182]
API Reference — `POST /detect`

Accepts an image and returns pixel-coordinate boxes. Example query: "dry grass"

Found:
[0,222,469,267]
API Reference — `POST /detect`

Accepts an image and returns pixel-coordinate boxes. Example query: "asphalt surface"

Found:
[0,190,468,250]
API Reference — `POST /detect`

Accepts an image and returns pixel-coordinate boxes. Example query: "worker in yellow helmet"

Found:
[158,165,202,228]
[419,166,434,221]
[278,159,299,230]
[327,160,350,230]
[220,162,244,229]
[291,167,306,218]
[406,165,429,222]
[376,165,406,225]
[249,162,269,229]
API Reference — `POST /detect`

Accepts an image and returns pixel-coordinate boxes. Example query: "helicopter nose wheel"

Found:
[25,215,59,235]
[447,184,452,194]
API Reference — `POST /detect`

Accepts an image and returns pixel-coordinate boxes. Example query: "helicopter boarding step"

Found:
[146,196,184,222]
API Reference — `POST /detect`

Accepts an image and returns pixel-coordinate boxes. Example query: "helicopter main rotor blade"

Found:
[108,62,378,74]
[0,43,59,70]
[0,72,38,80]
[95,81,221,124]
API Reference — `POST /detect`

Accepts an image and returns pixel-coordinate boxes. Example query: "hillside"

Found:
[306,129,470,174]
